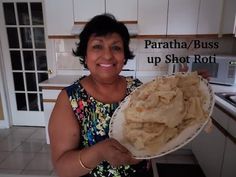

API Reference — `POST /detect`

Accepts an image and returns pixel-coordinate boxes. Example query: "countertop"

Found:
[39,75,81,87]
[211,84,236,116]
[39,75,236,115]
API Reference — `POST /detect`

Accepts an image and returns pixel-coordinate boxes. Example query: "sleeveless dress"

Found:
[65,76,151,177]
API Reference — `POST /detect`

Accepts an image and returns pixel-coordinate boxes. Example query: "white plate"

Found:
[109,72,215,159]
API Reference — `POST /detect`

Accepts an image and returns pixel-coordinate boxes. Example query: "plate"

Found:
[109,72,215,159]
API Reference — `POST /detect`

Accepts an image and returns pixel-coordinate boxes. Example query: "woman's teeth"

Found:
[100,64,113,67]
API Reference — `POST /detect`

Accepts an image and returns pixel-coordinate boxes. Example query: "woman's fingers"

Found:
[109,138,129,153]
[179,63,189,72]
[96,138,140,167]
[197,70,210,80]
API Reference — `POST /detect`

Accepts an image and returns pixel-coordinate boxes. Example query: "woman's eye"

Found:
[112,46,122,51]
[92,44,102,49]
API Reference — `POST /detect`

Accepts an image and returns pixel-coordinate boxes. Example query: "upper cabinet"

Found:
[106,0,137,22]
[221,0,236,34]
[44,0,236,37]
[73,0,105,22]
[73,0,137,22]
[167,0,200,35]
[44,0,74,36]
[197,0,223,34]
[138,0,168,35]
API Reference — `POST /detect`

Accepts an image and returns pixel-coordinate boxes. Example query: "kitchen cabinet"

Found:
[221,116,236,177]
[44,0,74,36]
[44,0,233,37]
[42,88,62,144]
[73,0,105,22]
[221,0,236,34]
[211,106,229,130]
[221,138,236,177]
[73,0,137,22]
[138,0,168,35]
[43,102,55,144]
[39,75,81,143]
[197,0,224,34]
[106,0,137,22]
[227,116,236,138]
[167,0,200,35]
[192,103,236,177]
[192,122,226,177]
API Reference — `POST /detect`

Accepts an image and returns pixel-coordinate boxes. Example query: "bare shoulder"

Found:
[48,89,80,149]
[51,89,73,118]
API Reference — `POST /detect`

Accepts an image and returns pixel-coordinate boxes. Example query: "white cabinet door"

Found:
[73,0,137,22]
[221,0,236,34]
[42,88,61,144]
[43,102,55,144]
[228,117,236,138]
[197,0,224,34]
[221,138,236,177]
[44,0,74,36]
[192,124,226,177]
[106,0,137,21]
[73,0,105,22]
[138,0,168,35]
[167,0,200,35]
[212,106,229,130]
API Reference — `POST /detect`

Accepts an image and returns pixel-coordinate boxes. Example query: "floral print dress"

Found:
[65,76,149,177]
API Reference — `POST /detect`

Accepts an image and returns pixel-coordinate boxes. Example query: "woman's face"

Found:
[86,33,125,82]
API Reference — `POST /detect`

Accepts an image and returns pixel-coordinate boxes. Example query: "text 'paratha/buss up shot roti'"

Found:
[109,72,215,159]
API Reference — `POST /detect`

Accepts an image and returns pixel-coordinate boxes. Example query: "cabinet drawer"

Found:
[192,124,226,177]
[42,89,61,100]
[221,138,236,177]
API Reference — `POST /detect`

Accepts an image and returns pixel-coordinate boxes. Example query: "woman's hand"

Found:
[96,138,141,167]
[179,63,188,72]
[197,70,210,81]
[178,63,210,80]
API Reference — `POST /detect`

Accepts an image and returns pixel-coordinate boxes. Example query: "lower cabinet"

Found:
[42,87,62,144]
[221,138,236,177]
[221,115,236,177]
[43,102,56,144]
[192,124,226,177]
[192,104,236,177]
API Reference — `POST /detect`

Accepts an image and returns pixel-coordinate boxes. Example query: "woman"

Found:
[49,14,153,177]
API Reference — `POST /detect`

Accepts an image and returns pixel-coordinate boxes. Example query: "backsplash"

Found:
[53,37,236,74]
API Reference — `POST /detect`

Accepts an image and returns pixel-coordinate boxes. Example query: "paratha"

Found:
[109,72,214,158]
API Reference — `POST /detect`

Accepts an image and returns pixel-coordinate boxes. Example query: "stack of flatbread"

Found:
[123,72,208,154]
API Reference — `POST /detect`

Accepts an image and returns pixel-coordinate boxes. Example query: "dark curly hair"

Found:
[73,13,134,68]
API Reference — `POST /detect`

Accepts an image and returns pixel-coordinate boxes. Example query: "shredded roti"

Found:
[123,72,208,154]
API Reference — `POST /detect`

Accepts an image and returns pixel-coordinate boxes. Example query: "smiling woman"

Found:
[48,14,153,177]
[85,33,125,84]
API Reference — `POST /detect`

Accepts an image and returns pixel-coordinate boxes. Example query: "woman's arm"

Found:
[48,90,101,177]
[49,90,140,177]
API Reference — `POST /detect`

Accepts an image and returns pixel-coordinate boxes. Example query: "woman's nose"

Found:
[103,48,112,60]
